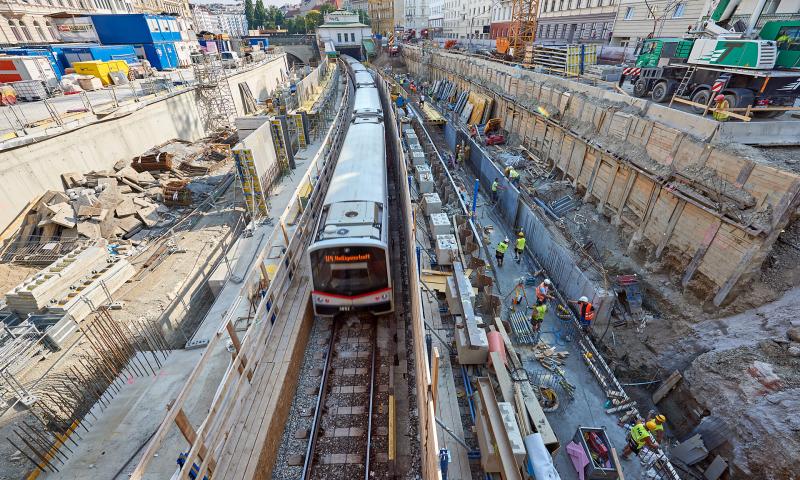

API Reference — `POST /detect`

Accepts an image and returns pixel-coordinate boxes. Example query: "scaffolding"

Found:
[192,53,237,131]
[509,0,539,62]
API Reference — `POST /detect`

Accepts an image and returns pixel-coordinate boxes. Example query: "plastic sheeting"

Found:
[525,433,561,480]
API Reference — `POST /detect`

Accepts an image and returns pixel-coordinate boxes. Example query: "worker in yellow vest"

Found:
[495,238,509,267]
[622,420,658,459]
[514,232,526,263]
[508,167,520,185]
[646,414,667,443]
[530,299,547,333]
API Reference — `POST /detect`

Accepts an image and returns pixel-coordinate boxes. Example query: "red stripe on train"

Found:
[313,287,393,300]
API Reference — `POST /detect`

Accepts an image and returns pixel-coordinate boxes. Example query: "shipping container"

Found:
[0,48,64,77]
[243,36,270,49]
[0,56,58,87]
[90,14,182,44]
[56,44,138,69]
[137,42,178,70]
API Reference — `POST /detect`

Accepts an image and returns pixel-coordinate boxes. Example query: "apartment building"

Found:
[610,0,800,47]
[428,0,443,35]
[443,0,492,38]
[130,0,190,17]
[0,0,133,45]
[368,0,400,34]
[536,0,617,44]
[192,3,247,36]
[403,0,428,32]
[489,0,513,38]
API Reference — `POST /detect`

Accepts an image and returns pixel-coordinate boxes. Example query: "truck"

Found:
[620,0,800,118]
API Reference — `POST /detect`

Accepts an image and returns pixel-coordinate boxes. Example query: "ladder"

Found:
[670,65,696,106]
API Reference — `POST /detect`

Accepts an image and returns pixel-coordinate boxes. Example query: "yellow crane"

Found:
[506,0,538,62]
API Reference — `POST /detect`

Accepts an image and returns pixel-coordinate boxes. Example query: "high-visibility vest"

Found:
[496,241,508,254]
[631,423,651,449]
[531,304,547,322]
[491,180,499,192]
[536,283,549,301]
[580,302,595,321]
[516,237,526,250]
[509,169,520,179]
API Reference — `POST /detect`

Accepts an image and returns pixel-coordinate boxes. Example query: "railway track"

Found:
[301,315,389,480]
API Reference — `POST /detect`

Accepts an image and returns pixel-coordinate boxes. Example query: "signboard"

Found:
[324,253,371,263]
[51,17,99,42]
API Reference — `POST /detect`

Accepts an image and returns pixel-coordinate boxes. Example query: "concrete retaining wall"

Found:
[0,57,291,232]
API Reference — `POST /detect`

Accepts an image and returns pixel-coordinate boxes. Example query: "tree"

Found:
[253,0,267,29]
[244,0,254,30]
[357,9,370,26]
[319,3,335,15]
[267,5,285,29]
[305,10,323,32]
[288,16,306,34]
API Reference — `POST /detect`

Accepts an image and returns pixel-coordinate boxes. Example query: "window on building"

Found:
[337,33,342,42]
[624,6,634,20]
[8,20,22,42]
[33,20,45,40]
[19,21,33,41]
[603,21,613,39]
[764,0,781,14]
[672,2,685,17]
[46,20,57,39]
[351,33,356,42]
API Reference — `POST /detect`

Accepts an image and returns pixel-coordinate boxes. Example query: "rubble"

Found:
[2,138,232,264]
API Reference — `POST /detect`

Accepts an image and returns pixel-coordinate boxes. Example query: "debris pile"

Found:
[2,138,232,264]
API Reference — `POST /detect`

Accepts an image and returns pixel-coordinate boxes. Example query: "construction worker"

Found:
[396,94,407,116]
[622,420,658,459]
[530,299,548,333]
[536,279,555,303]
[491,178,505,203]
[569,296,595,331]
[495,238,509,267]
[514,231,526,263]
[712,94,730,122]
[508,167,520,185]
[646,414,667,443]
[420,93,426,108]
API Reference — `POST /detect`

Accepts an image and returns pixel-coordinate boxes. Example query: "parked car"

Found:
[220,51,241,69]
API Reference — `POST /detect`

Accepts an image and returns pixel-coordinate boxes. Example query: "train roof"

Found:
[354,71,375,87]
[353,87,382,117]
[323,119,386,208]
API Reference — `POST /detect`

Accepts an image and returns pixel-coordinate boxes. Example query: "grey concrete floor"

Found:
[450,160,646,479]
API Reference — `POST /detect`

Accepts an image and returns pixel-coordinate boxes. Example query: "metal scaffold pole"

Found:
[191,53,237,132]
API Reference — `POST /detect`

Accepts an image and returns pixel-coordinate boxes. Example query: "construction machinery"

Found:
[506,0,539,61]
[620,0,800,117]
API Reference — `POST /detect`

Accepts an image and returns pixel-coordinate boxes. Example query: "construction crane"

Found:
[507,0,538,62]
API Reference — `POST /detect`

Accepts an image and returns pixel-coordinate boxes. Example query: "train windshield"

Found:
[310,246,388,296]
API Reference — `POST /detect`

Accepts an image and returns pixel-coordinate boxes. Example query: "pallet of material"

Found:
[4,244,109,315]
[46,258,135,323]
[132,152,174,172]
[421,103,446,125]
[163,180,193,206]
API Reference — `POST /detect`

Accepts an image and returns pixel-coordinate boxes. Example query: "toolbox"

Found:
[572,426,619,479]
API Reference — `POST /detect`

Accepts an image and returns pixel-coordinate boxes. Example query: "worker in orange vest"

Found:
[569,296,595,332]
[536,279,555,303]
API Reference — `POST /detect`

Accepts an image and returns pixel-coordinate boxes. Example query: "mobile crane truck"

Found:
[619,0,800,118]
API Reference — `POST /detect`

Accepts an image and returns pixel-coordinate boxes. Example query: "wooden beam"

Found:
[613,169,637,225]
[174,409,217,473]
[225,320,253,382]
[476,377,523,480]
[652,370,682,404]
[582,151,604,202]
[681,220,722,288]
[597,162,620,215]
[655,200,686,259]
[713,245,760,306]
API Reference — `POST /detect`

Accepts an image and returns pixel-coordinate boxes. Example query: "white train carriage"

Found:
[309,66,391,317]
[354,70,376,88]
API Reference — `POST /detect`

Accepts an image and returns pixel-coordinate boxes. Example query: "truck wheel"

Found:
[724,88,754,109]
[651,81,675,103]
[633,79,648,98]
[690,89,711,113]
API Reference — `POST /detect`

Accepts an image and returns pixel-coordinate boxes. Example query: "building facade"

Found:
[403,0,428,32]
[428,0,443,36]
[192,4,247,36]
[611,0,800,47]
[317,9,370,56]
[0,0,133,45]
[535,0,617,45]
[489,0,513,38]
[130,0,190,17]
[368,0,397,34]
[443,0,492,39]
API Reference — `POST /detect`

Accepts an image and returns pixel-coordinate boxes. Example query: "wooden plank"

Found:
[476,378,523,480]
[582,151,604,202]
[655,200,686,258]
[712,245,760,306]
[431,347,440,412]
[491,351,514,403]
[597,162,620,214]
[681,220,722,288]
[652,370,682,404]
[611,448,625,480]
[175,409,218,473]
[613,170,637,225]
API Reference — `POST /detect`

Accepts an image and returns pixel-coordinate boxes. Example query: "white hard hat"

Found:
[504,238,509,243]
[579,296,589,303]
[544,279,552,285]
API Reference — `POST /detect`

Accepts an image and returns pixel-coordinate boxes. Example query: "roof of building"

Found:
[318,22,369,28]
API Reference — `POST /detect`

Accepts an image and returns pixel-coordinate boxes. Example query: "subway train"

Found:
[308,56,394,317]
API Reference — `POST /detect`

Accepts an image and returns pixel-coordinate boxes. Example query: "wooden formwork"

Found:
[402,47,800,306]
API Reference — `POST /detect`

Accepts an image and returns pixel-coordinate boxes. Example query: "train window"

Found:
[310,246,388,296]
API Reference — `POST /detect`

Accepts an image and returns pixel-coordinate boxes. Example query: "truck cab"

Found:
[635,39,692,68]
[760,20,800,68]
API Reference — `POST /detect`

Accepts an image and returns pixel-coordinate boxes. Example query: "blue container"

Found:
[56,44,138,68]
[0,48,64,77]
[90,14,181,44]
[139,42,178,70]
[244,36,270,49]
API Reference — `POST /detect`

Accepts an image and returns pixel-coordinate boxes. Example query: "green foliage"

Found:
[305,10,323,32]
[318,3,336,15]
[253,0,267,29]
[287,16,307,34]
[356,9,370,25]
[244,0,254,30]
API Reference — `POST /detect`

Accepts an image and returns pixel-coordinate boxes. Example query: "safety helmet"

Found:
[655,414,666,423]
[579,296,589,303]
[518,232,524,237]
[714,94,725,102]
[504,238,509,243]
[544,279,552,285]
[646,420,657,431]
